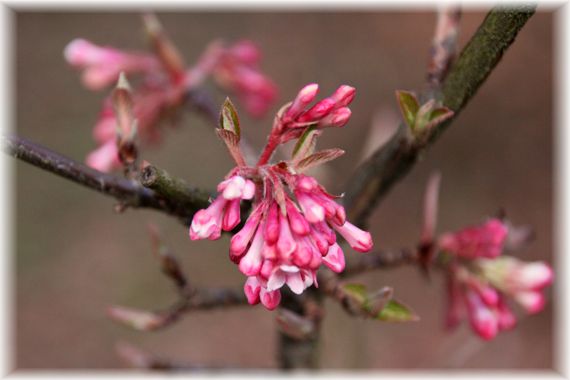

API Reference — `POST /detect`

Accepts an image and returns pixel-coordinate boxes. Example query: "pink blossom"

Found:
[188,84,373,311]
[260,288,281,310]
[286,83,319,119]
[332,221,373,253]
[67,26,277,173]
[465,290,499,341]
[444,253,553,339]
[322,243,346,273]
[438,218,508,258]
[244,276,261,305]
[211,41,278,118]
[189,196,226,241]
[64,38,159,90]
[85,84,185,172]
[477,257,553,309]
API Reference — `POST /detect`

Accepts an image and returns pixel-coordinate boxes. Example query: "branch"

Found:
[343,5,536,227]
[108,286,248,332]
[425,6,462,95]
[141,164,212,223]
[116,341,235,371]
[341,248,418,278]
[1,134,212,221]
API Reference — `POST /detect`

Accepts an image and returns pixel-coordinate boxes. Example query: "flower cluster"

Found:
[189,84,373,310]
[65,15,276,172]
[441,218,553,340]
[202,40,278,118]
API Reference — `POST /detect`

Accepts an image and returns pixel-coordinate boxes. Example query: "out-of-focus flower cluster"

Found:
[440,218,553,340]
[189,84,373,310]
[64,15,277,172]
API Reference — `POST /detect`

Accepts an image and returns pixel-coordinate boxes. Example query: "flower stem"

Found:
[256,128,281,166]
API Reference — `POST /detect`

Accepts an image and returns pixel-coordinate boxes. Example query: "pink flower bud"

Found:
[439,218,508,259]
[308,226,330,256]
[82,65,122,91]
[239,225,265,276]
[465,291,499,341]
[218,175,254,200]
[296,193,325,224]
[264,202,280,245]
[244,276,261,305]
[318,107,352,128]
[322,243,345,273]
[261,241,278,261]
[260,259,276,279]
[86,140,121,172]
[64,39,118,67]
[513,290,546,314]
[511,261,554,291]
[189,196,226,240]
[292,238,314,268]
[445,270,464,329]
[308,247,323,270]
[222,199,241,231]
[313,221,336,245]
[286,199,310,236]
[466,276,499,307]
[497,299,517,330]
[229,203,264,256]
[296,175,319,192]
[260,288,281,310]
[286,83,319,119]
[297,98,336,123]
[331,85,356,108]
[332,221,373,253]
[65,38,160,90]
[229,40,261,66]
[277,213,297,260]
[311,192,345,225]
[107,305,164,331]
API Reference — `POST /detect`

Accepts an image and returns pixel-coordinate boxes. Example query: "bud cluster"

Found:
[189,84,373,310]
[202,40,278,118]
[65,15,276,172]
[441,218,553,340]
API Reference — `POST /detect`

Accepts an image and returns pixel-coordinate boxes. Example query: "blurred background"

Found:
[14,9,553,369]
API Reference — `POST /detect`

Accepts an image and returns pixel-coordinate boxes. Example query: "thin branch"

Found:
[116,341,235,371]
[425,6,462,95]
[108,286,248,332]
[343,5,536,227]
[141,164,212,223]
[1,134,210,221]
[341,248,419,278]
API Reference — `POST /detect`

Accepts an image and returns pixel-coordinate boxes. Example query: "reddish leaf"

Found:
[295,148,345,171]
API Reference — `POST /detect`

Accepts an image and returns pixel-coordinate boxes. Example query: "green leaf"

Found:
[413,99,435,132]
[396,90,420,129]
[363,286,393,316]
[376,299,419,322]
[424,106,454,130]
[341,283,368,305]
[292,125,320,160]
[219,98,241,139]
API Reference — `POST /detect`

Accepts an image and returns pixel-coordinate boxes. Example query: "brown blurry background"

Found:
[14,9,553,370]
